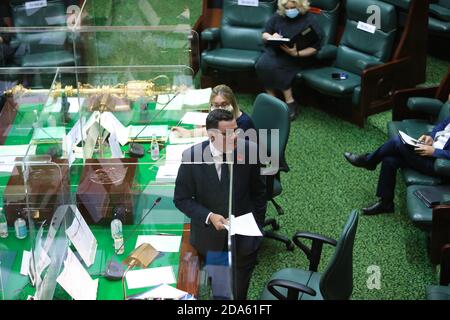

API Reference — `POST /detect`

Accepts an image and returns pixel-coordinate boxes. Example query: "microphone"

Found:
[104,196,162,280]
[128,91,181,158]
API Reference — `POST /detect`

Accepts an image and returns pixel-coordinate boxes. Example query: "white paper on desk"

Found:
[224,213,263,236]
[165,144,193,162]
[109,133,123,158]
[137,283,188,300]
[156,93,184,110]
[183,88,212,107]
[125,266,176,290]
[155,163,181,183]
[20,251,32,276]
[82,111,100,137]
[46,97,85,113]
[56,248,98,300]
[180,112,208,126]
[0,145,37,172]
[39,32,66,46]
[65,208,97,267]
[135,235,182,253]
[168,131,208,145]
[99,112,129,146]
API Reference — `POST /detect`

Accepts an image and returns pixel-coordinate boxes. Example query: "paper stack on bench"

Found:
[155,143,193,183]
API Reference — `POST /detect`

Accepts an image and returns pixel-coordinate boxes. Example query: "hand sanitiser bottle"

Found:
[0,208,8,238]
[14,211,27,240]
[111,213,124,255]
[150,133,160,161]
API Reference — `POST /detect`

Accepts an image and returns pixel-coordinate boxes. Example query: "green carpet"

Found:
[86,1,450,300]
[237,59,449,300]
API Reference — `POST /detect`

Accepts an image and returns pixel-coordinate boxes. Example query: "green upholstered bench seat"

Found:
[301,67,361,96]
[429,17,450,33]
[387,120,433,139]
[406,185,434,230]
[201,48,262,71]
[21,51,76,67]
[402,168,445,186]
[427,285,450,300]
[430,3,450,22]
[260,268,324,300]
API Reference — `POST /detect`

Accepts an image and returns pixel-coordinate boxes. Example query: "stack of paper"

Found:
[128,125,169,141]
[155,88,212,110]
[155,163,181,183]
[125,266,176,290]
[165,144,193,163]
[56,249,98,300]
[180,112,208,126]
[0,145,37,173]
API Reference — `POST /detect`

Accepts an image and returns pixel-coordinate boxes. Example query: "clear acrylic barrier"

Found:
[0,64,241,300]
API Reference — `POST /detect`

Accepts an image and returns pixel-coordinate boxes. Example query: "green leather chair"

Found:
[260,211,358,300]
[300,0,397,125]
[200,0,276,74]
[429,0,450,37]
[308,0,341,61]
[11,0,77,68]
[251,93,294,251]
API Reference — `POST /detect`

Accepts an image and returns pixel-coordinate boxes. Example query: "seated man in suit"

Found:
[344,97,450,215]
[174,109,267,299]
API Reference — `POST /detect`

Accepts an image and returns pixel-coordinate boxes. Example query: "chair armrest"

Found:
[357,59,383,71]
[292,232,337,272]
[433,159,450,177]
[406,97,443,116]
[392,86,439,121]
[360,57,413,120]
[267,279,316,300]
[201,28,220,42]
[315,44,337,60]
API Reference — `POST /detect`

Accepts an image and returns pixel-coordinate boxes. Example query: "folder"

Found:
[267,25,320,50]
[413,187,450,208]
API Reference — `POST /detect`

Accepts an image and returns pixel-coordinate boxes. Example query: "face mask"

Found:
[211,104,234,113]
[285,8,299,19]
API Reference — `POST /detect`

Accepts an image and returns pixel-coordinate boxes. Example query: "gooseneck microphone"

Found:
[128,91,181,158]
[104,196,162,280]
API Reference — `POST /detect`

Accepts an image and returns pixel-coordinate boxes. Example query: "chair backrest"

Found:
[251,93,290,172]
[220,0,276,51]
[437,101,450,123]
[309,0,340,46]
[319,211,359,300]
[334,0,397,75]
[11,0,66,27]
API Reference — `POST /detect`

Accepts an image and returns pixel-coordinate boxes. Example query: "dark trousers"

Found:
[366,136,437,200]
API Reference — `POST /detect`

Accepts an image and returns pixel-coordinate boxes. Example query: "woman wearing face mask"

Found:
[255,0,322,121]
[171,84,255,137]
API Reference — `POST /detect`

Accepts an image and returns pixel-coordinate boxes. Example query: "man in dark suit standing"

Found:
[174,109,267,299]
[344,109,450,215]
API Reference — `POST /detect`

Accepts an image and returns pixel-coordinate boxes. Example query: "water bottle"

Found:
[14,212,27,240]
[150,133,160,161]
[111,215,124,255]
[0,208,8,238]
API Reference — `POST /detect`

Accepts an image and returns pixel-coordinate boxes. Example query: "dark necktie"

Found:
[221,154,230,186]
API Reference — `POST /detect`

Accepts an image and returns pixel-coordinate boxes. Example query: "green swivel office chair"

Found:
[251,93,294,251]
[260,211,359,300]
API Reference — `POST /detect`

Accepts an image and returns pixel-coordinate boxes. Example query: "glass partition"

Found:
[0,65,242,300]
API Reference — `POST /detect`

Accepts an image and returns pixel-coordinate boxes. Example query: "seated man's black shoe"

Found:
[362,200,394,215]
[287,101,299,121]
[343,152,376,171]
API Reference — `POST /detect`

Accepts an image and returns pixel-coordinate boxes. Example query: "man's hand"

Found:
[418,135,433,146]
[171,126,191,138]
[209,213,228,231]
[415,144,435,157]
[280,43,298,57]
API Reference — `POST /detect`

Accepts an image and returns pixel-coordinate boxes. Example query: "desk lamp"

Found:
[122,243,159,300]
